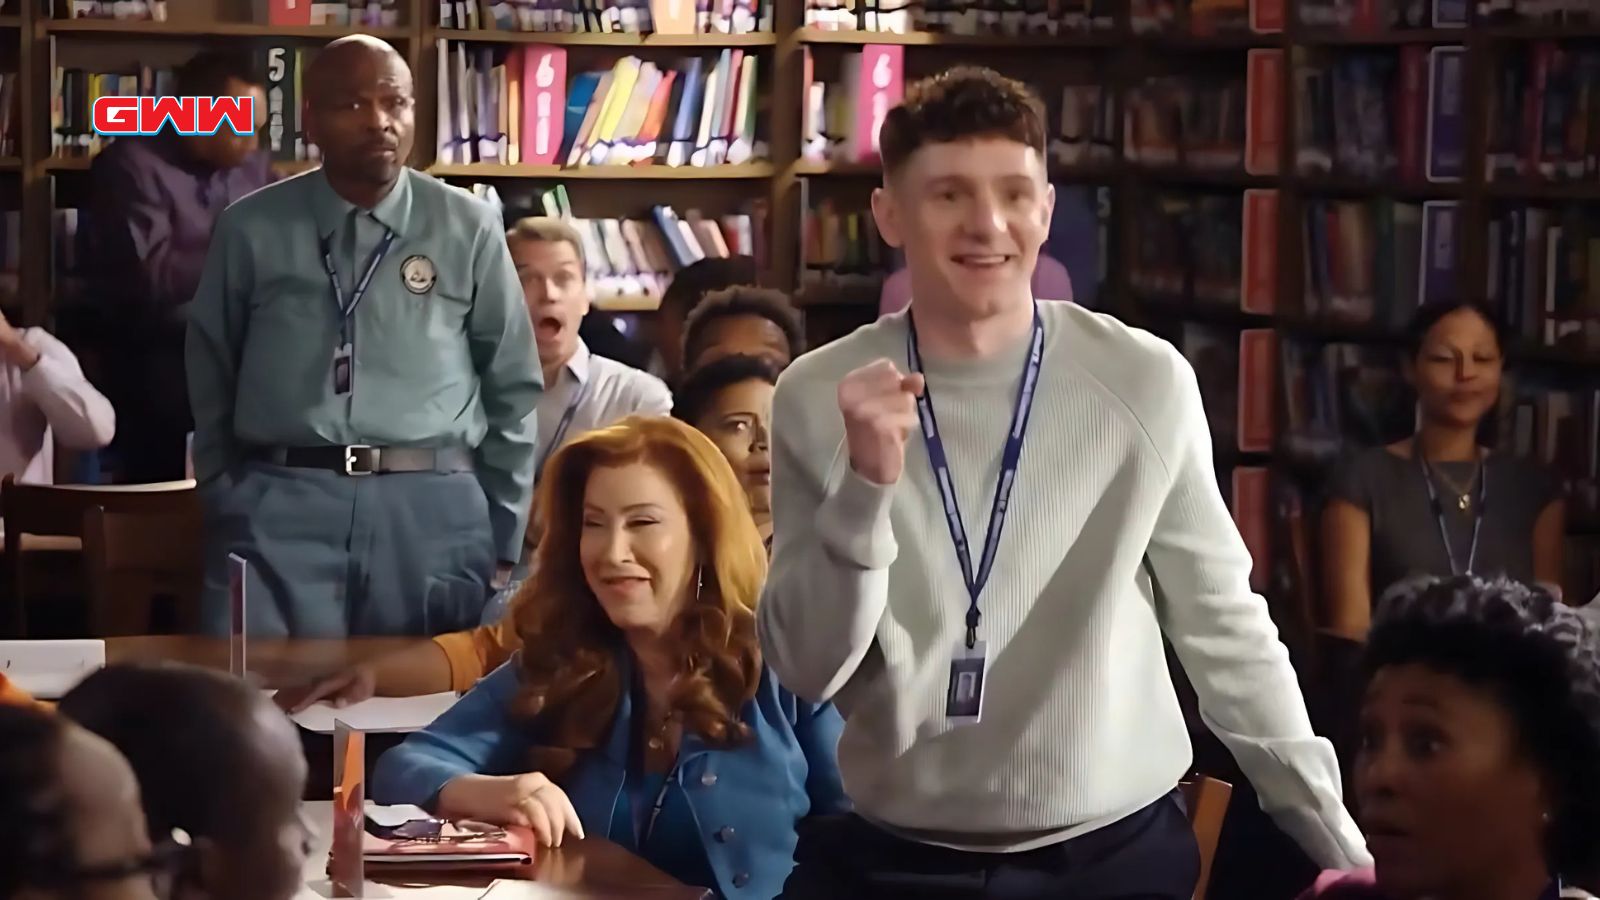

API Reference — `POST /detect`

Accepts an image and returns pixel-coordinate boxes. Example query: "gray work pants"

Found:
[198,462,495,639]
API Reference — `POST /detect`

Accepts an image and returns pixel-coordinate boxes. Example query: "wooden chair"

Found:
[1312,627,1367,807]
[1181,775,1233,900]
[81,505,205,636]
[0,475,198,636]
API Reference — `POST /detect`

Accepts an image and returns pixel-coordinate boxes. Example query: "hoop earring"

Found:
[695,565,704,601]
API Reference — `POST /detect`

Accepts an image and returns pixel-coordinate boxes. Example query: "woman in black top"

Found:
[1320,300,1567,641]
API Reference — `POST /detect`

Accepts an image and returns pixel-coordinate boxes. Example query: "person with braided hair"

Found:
[1303,574,1600,900]
[0,703,176,900]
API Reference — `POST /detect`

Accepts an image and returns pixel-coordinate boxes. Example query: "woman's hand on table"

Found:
[272,664,378,713]
[437,772,585,848]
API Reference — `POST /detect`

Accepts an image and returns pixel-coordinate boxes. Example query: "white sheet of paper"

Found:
[363,802,433,827]
[289,693,460,735]
[0,639,105,699]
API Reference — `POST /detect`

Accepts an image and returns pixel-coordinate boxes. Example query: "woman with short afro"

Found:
[1302,574,1600,899]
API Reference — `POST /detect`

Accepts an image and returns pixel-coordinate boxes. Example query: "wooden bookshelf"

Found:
[43,18,411,38]
[436,28,775,45]
[15,3,1600,334]
[794,26,1117,47]
[11,0,1599,589]
[594,293,661,311]
[428,162,776,179]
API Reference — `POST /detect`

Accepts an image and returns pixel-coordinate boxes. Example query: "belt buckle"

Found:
[344,445,376,476]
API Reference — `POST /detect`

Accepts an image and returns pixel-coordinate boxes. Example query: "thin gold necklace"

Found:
[646,710,677,751]
[1422,449,1483,512]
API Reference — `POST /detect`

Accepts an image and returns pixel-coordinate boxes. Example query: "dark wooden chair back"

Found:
[1,475,198,636]
[1181,775,1233,900]
[81,505,205,636]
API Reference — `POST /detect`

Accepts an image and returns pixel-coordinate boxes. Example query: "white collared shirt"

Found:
[534,340,671,468]
[0,329,116,485]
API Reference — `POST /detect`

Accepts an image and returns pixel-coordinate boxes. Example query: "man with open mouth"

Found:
[507,216,673,498]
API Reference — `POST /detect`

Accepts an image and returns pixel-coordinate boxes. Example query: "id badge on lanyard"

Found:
[321,228,397,397]
[907,305,1044,726]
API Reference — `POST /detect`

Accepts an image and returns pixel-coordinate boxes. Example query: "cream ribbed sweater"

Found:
[756,302,1370,869]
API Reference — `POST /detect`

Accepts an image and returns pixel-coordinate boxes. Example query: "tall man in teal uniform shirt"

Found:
[186,36,541,638]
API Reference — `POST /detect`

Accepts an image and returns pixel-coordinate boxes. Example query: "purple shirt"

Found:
[88,135,276,336]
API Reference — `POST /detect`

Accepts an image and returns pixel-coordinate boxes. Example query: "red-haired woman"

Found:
[372,416,846,900]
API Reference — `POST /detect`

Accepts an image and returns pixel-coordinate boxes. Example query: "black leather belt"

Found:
[248,445,475,476]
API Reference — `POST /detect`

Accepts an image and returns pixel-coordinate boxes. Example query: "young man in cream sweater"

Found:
[757,66,1370,898]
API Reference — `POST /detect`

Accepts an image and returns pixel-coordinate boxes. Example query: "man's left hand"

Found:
[0,311,39,371]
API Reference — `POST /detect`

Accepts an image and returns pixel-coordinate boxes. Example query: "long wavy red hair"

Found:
[510,415,767,774]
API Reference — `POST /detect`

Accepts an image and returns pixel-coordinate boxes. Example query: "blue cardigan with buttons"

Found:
[370,656,848,900]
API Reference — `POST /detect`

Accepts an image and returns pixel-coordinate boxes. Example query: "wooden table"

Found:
[296,802,710,900]
[107,635,427,689]
[111,643,712,898]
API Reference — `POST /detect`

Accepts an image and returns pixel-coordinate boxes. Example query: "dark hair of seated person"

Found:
[0,702,172,900]
[59,662,312,900]
[0,703,73,899]
[1356,574,1600,899]
[510,415,768,777]
[670,353,781,428]
[1402,299,1510,362]
[658,255,759,319]
[174,50,262,96]
[654,256,760,381]
[680,285,804,373]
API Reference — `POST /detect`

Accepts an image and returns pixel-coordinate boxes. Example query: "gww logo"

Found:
[91,96,256,137]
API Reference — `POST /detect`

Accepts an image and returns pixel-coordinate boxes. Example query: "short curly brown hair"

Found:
[681,285,804,371]
[879,65,1047,177]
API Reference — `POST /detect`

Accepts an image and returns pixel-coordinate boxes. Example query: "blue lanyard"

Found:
[1418,453,1489,577]
[906,305,1044,650]
[627,677,681,848]
[319,227,397,345]
[534,379,590,482]
[631,766,678,848]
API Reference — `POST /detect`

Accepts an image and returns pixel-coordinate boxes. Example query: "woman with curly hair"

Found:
[1302,574,1600,900]
[372,415,847,899]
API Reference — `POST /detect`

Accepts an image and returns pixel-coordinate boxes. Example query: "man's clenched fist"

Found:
[838,359,925,486]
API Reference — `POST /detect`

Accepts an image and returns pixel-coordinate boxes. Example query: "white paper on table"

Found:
[364,802,434,827]
[0,639,105,698]
[288,693,460,734]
